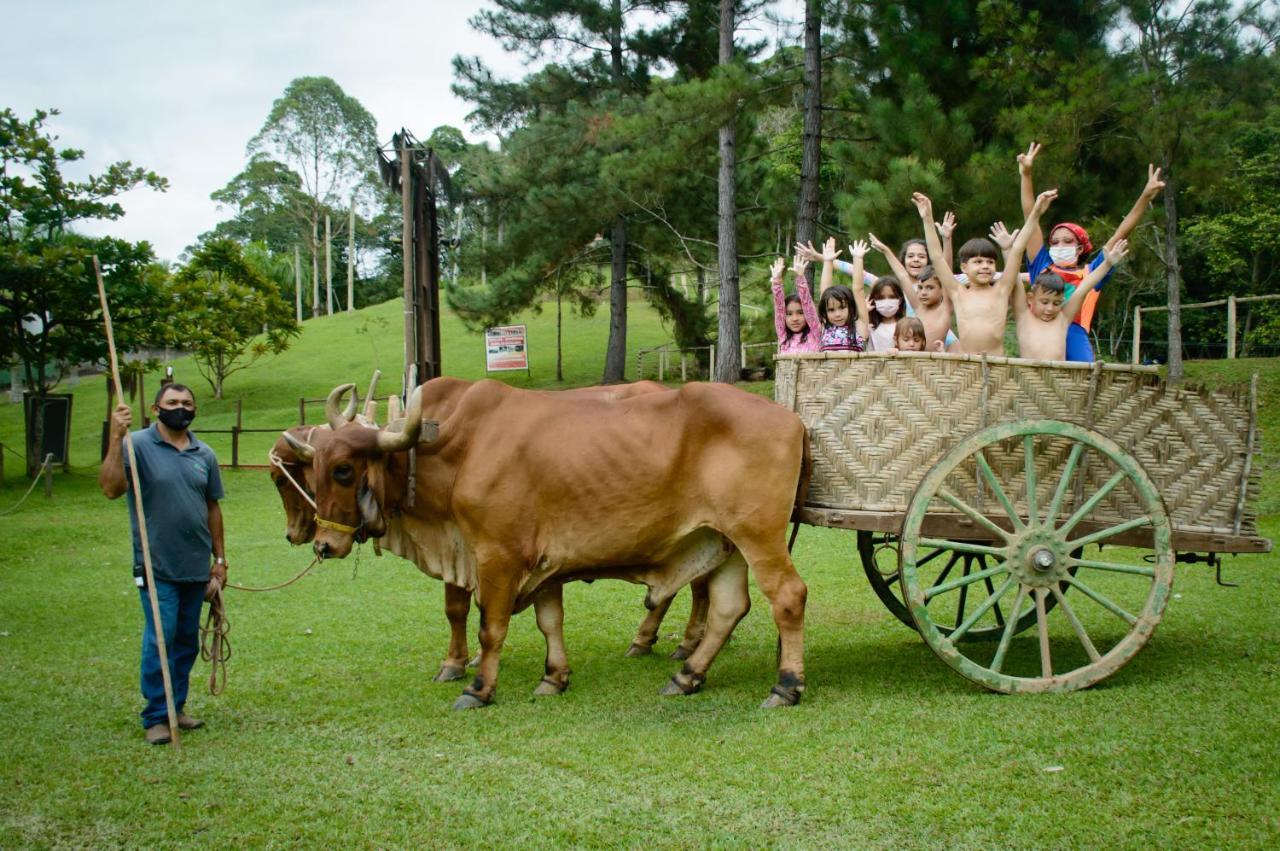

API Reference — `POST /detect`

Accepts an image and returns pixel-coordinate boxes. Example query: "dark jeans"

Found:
[138,579,205,729]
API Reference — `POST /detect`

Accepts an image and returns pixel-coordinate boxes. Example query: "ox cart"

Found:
[774,352,1271,694]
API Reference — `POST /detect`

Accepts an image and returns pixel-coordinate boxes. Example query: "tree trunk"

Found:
[601,0,629,384]
[311,216,320,318]
[795,0,822,251]
[714,0,740,384]
[1160,169,1184,381]
[603,215,628,383]
[556,278,564,383]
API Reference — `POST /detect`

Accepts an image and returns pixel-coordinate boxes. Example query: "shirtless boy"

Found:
[1012,239,1130,360]
[912,188,1057,356]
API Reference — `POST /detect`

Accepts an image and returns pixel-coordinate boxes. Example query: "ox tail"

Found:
[790,423,813,526]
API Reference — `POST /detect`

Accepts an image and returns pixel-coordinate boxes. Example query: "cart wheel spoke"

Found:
[1057,470,1127,539]
[950,575,1015,643]
[954,556,974,628]
[938,487,1011,540]
[1024,435,1038,523]
[1043,442,1084,527]
[918,546,948,568]
[1072,558,1155,578]
[1034,588,1052,678]
[918,537,1006,559]
[929,550,962,590]
[983,573,1006,627]
[924,560,1008,601]
[990,585,1027,673]
[1066,515,1152,551]
[1051,582,1100,662]
[975,450,1024,532]
[1063,575,1137,626]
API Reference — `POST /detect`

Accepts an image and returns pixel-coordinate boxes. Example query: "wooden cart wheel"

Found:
[859,531,1053,640]
[900,420,1175,693]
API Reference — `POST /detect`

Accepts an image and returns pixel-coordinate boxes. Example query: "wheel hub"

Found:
[1008,527,1069,587]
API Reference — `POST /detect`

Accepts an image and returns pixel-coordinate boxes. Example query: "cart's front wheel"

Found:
[900,420,1175,693]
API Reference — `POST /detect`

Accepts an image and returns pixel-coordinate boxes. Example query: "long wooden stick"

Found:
[94,256,181,750]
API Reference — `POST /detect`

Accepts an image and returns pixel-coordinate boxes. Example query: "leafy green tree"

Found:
[1115,0,1279,378]
[164,239,299,398]
[246,77,381,317]
[1183,109,1280,354]
[455,0,674,382]
[0,107,166,474]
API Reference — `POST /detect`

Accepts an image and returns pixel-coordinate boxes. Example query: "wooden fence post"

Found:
[231,399,242,469]
[709,345,716,379]
[1132,306,1142,365]
[299,397,306,425]
[658,351,666,382]
[681,352,687,382]
[1227,295,1237,359]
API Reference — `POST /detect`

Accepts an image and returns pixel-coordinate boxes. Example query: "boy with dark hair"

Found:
[912,188,1058,356]
[1011,240,1130,361]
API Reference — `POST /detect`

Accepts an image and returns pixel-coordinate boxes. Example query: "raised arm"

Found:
[936,211,957,271]
[770,256,788,344]
[848,240,871,341]
[868,232,920,311]
[1018,142,1043,258]
[795,238,841,296]
[1002,189,1058,296]
[912,192,963,297]
[791,254,821,337]
[1103,165,1165,253]
[1066,239,1127,320]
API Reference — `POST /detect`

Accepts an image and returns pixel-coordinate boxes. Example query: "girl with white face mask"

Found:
[866,276,908,352]
[1016,141,1166,362]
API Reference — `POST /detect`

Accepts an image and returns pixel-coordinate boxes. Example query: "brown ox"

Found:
[298,378,809,709]
[273,379,710,689]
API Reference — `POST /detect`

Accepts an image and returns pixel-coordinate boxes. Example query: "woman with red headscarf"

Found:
[1017,142,1166,362]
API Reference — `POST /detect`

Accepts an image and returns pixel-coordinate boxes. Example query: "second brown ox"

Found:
[298,378,811,708]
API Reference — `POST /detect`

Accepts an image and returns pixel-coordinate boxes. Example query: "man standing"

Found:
[99,383,227,745]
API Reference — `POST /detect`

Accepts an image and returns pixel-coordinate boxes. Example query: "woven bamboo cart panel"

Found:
[774,352,1262,542]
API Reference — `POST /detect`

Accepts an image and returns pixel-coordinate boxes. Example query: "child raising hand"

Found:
[771,254,821,354]
[1012,239,1131,361]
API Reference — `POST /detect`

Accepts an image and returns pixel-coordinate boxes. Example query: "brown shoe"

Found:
[176,714,204,731]
[144,723,172,745]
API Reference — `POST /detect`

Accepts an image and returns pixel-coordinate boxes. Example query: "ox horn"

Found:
[281,430,315,462]
[376,385,436,452]
[325,383,359,431]
[361,369,382,425]
[386,393,402,423]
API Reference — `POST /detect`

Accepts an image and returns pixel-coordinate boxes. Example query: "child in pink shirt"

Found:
[771,255,822,354]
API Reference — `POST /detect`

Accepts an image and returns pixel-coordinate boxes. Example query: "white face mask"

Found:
[874,298,900,317]
[1049,245,1079,265]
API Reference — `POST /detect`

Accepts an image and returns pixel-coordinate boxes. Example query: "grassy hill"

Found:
[0,297,679,481]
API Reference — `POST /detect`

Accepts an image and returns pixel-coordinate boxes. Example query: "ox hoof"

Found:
[452,693,491,711]
[760,688,800,709]
[434,665,467,683]
[533,677,568,697]
[624,643,652,658]
[467,654,481,668]
[660,675,703,697]
[669,645,693,661]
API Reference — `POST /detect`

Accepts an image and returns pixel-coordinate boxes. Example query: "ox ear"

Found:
[281,430,315,462]
[325,383,359,431]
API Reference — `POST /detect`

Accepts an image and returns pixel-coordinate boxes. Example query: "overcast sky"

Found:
[4,1,800,263]
[1,0,538,262]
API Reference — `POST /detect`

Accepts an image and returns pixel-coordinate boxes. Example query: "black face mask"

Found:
[156,407,195,431]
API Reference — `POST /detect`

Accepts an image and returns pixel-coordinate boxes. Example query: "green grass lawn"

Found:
[0,304,1276,847]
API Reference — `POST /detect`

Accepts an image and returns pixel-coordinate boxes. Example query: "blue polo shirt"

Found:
[122,424,224,583]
